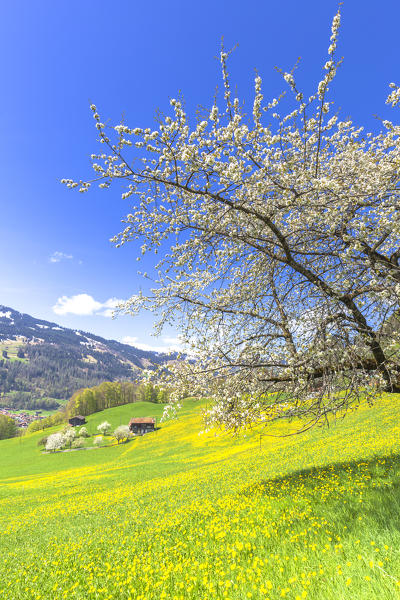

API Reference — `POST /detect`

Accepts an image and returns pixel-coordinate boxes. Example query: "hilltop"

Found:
[1,396,400,599]
[0,305,175,404]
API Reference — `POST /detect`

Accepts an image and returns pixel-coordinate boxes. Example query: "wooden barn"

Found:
[129,417,156,435]
[68,415,86,427]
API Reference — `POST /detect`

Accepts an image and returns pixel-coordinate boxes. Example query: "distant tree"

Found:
[97,421,111,435]
[17,348,25,359]
[156,388,168,404]
[45,433,65,452]
[78,426,90,438]
[72,437,84,449]
[93,435,103,446]
[63,427,76,448]
[144,383,156,403]
[138,382,161,403]
[0,414,17,439]
[2,350,8,359]
[72,388,96,416]
[113,425,131,444]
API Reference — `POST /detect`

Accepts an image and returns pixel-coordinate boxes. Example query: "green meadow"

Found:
[1,396,400,599]
[0,340,28,363]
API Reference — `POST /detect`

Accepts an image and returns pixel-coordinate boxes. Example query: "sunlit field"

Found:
[1,396,400,599]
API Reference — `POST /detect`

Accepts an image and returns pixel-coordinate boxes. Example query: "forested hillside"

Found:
[27,380,168,432]
[0,305,175,404]
[66,380,168,417]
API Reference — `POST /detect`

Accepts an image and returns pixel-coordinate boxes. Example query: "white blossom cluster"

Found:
[64,8,400,432]
[97,421,111,435]
[45,428,88,452]
[45,432,66,452]
[113,425,131,444]
[45,427,79,451]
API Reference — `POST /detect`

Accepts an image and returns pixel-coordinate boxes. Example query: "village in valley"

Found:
[0,406,45,429]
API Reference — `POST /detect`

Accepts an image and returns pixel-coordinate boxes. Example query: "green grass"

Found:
[1,396,400,599]
[0,340,28,362]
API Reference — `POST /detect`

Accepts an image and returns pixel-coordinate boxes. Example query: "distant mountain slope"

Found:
[0,305,174,401]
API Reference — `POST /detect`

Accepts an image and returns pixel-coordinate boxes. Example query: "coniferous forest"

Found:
[0,343,136,400]
[0,306,176,407]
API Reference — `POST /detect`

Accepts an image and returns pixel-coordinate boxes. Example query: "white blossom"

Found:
[66,8,400,433]
[45,433,65,452]
[113,425,131,444]
[97,421,111,435]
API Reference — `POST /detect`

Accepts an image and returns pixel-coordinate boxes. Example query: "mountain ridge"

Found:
[0,305,174,401]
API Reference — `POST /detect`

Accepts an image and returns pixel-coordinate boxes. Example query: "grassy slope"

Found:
[1,397,400,599]
[0,340,28,362]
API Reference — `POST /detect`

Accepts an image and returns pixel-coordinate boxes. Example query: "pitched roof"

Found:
[129,417,155,425]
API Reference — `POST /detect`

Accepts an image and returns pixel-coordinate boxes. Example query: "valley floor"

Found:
[1,397,400,599]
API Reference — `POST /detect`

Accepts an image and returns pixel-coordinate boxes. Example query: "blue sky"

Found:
[0,0,399,351]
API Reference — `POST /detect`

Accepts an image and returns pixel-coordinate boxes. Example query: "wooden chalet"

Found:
[68,415,86,427]
[129,417,156,435]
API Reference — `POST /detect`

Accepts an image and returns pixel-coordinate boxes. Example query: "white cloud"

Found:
[122,335,184,354]
[53,294,123,317]
[99,298,123,318]
[49,251,74,263]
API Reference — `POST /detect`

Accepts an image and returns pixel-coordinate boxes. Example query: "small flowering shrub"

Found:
[78,427,90,438]
[72,437,85,449]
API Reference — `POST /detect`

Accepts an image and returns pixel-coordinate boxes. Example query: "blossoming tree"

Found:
[63,427,76,449]
[97,421,111,435]
[113,425,131,444]
[64,9,400,432]
[45,433,65,453]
